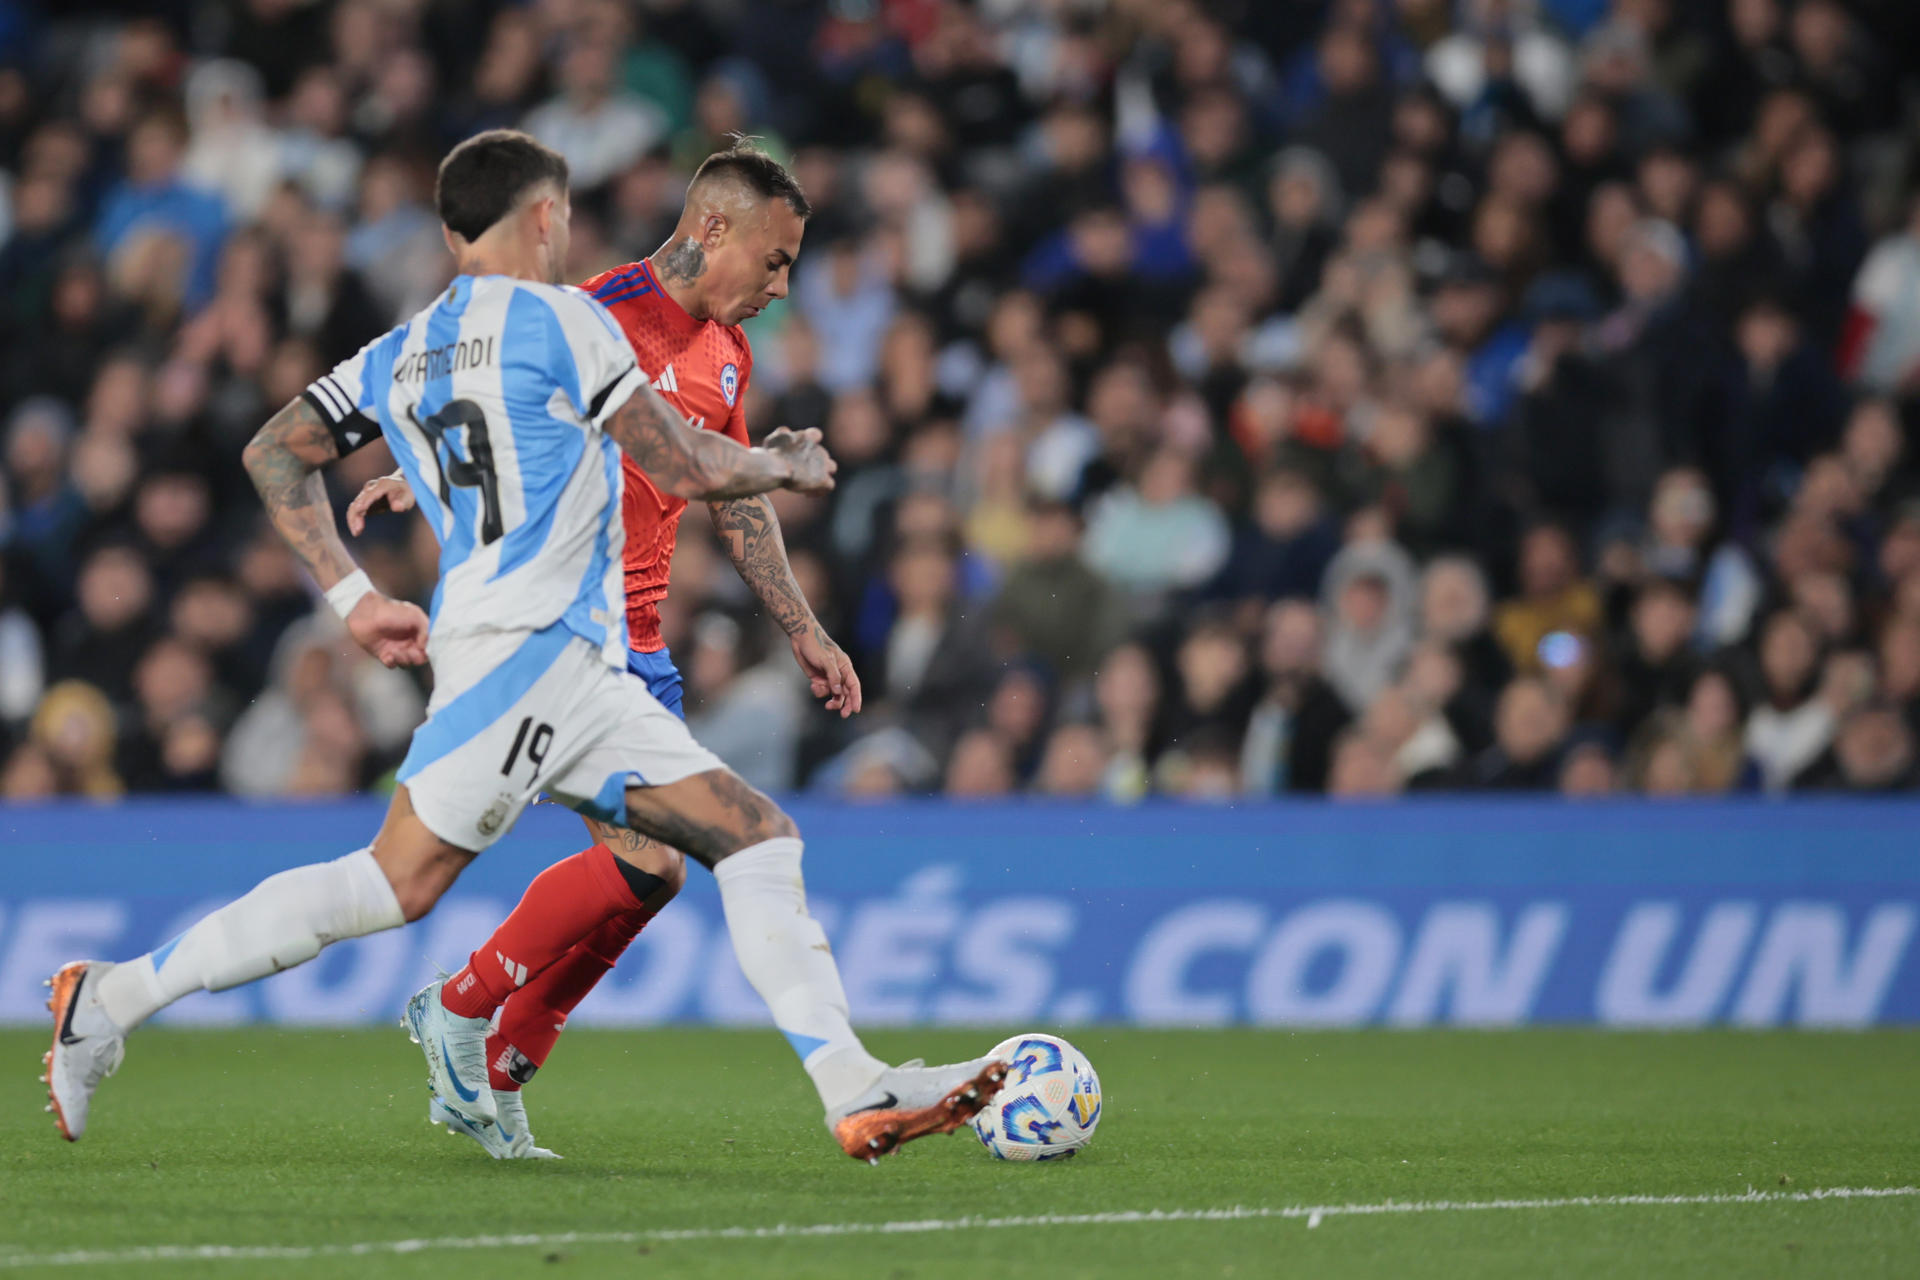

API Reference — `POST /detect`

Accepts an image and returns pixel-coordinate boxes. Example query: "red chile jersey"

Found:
[580,258,752,653]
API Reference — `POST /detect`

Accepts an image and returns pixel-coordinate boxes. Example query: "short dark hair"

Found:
[690,137,811,219]
[435,130,570,242]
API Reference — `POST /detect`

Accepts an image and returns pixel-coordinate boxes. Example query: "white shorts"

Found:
[397,624,723,851]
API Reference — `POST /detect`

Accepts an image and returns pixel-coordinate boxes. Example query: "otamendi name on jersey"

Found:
[392,336,497,384]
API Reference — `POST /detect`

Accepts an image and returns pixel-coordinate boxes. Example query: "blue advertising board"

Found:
[0,799,1914,1028]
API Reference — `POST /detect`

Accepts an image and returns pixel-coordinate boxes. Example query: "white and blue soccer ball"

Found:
[972,1033,1101,1161]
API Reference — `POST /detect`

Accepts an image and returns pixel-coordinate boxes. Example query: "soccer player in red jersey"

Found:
[348,143,864,1156]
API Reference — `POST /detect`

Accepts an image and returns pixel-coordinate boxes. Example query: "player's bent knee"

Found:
[371,842,471,923]
[659,847,690,898]
[391,878,443,924]
[758,804,799,844]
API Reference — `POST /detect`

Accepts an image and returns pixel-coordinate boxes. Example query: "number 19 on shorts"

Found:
[501,717,554,780]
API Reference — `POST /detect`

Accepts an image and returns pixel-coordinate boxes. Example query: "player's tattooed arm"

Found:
[710,494,864,716]
[710,496,813,635]
[241,397,357,590]
[603,386,836,500]
[244,398,429,668]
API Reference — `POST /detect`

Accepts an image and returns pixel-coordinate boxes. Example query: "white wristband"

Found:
[325,569,376,620]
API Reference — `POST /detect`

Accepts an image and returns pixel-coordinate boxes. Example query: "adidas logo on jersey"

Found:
[650,364,679,394]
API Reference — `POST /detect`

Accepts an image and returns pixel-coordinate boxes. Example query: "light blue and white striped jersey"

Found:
[302,274,647,667]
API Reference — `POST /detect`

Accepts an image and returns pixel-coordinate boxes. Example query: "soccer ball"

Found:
[971,1033,1101,1161]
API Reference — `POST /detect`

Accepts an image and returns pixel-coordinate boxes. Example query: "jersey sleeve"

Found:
[551,286,647,429]
[300,336,381,454]
[720,341,752,445]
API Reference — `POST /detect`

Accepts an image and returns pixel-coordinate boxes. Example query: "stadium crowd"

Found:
[3,0,1920,803]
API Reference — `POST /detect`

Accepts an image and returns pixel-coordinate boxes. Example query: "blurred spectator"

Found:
[1320,538,1418,713]
[1841,195,1920,394]
[1466,676,1569,789]
[219,618,421,797]
[1358,683,1461,788]
[1660,667,1759,794]
[5,398,88,594]
[1745,609,1833,792]
[1426,0,1575,131]
[875,535,994,752]
[25,680,122,799]
[0,554,44,725]
[1493,524,1602,674]
[1093,643,1160,802]
[50,545,156,703]
[94,110,228,311]
[522,35,665,193]
[1267,148,1342,311]
[685,613,807,794]
[1612,578,1699,740]
[1797,705,1918,792]
[1292,24,1396,203]
[1241,599,1351,794]
[277,208,385,367]
[944,727,1016,798]
[797,240,895,392]
[1207,466,1340,606]
[182,61,281,222]
[1559,738,1619,797]
[1328,728,1402,799]
[1418,555,1510,708]
[1082,448,1231,596]
[1035,722,1110,798]
[1158,619,1256,764]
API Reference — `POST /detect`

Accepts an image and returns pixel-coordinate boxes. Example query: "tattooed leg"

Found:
[622,768,884,1110]
[582,815,686,911]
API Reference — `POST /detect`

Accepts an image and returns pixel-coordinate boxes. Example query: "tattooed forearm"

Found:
[654,239,706,285]
[242,397,357,589]
[711,496,815,636]
[605,385,795,500]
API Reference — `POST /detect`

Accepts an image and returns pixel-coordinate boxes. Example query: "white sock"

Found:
[91,848,405,1033]
[712,837,884,1112]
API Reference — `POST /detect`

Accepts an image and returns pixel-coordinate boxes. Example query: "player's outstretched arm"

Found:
[711,494,863,716]
[243,398,428,667]
[604,386,836,500]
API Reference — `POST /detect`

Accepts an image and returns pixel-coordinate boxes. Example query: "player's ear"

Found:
[702,211,729,249]
[441,225,464,256]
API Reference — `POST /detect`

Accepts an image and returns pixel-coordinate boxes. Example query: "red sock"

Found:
[486,907,654,1090]
[440,844,645,1020]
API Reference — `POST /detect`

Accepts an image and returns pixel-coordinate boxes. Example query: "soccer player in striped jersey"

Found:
[344,143,862,1159]
[44,130,1006,1163]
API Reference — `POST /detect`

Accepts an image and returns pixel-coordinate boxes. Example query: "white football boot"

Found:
[826,1053,1010,1163]
[429,1090,561,1159]
[42,961,127,1142]
[401,979,497,1129]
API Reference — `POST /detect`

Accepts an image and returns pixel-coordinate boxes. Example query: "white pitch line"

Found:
[0,1186,1911,1269]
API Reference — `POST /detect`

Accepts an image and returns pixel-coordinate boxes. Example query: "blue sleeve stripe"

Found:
[594,281,654,308]
[590,265,644,292]
[590,267,647,300]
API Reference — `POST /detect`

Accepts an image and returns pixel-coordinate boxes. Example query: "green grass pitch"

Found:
[2,1028,1915,1278]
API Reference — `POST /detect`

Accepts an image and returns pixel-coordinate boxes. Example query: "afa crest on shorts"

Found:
[720,363,739,407]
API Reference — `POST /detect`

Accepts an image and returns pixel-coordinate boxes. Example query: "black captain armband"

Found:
[587,361,641,425]
[301,374,379,454]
